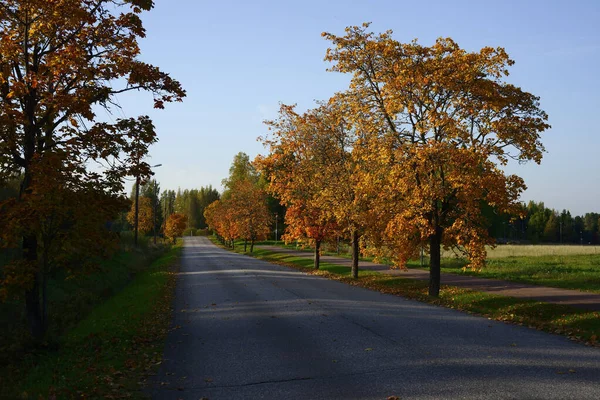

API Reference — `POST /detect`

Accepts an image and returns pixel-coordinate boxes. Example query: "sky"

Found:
[116,0,600,216]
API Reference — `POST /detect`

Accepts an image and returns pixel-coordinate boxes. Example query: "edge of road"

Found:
[205,236,600,349]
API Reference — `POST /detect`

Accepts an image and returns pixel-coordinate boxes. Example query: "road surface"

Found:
[150,237,600,399]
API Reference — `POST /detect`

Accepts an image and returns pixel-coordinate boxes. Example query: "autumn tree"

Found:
[197,186,220,228]
[258,105,341,269]
[0,0,185,338]
[204,200,222,241]
[127,196,154,235]
[165,213,187,244]
[323,24,549,296]
[204,199,239,249]
[260,98,380,277]
[203,152,270,252]
[0,152,127,310]
[228,179,271,253]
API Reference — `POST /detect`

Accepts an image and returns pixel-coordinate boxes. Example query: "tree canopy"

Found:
[0,0,185,338]
[257,24,550,296]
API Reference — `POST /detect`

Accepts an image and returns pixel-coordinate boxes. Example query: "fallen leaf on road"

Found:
[365,348,373,351]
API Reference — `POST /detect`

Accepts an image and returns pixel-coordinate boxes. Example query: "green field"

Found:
[450,244,600,259]
[254,242,600,293]
[435,253,600,293]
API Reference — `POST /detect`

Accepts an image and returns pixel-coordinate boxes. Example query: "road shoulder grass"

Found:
[254,241,600,294]
[214,239,599,348]
[16,240,182,399]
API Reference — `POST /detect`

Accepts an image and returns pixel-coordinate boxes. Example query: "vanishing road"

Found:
[150,237,600,399]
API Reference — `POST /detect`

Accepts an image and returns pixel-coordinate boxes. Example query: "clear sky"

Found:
[116,0,600,216]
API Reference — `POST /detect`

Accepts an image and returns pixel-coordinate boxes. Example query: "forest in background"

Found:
[1,160,598,246]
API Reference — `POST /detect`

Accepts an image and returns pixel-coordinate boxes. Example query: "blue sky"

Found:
[116,0,600,216]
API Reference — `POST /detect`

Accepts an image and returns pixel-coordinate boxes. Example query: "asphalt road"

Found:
[150,237,600,399]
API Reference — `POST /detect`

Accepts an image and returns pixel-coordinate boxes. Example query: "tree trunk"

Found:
[351,230,359,279]
[20,167,45,339]
[250,239,254,253]
[24,235,44,339]
[314,240,321,270]
[41,249,50,335]
[244,239,247,252]
[429,229,443,297]
[134,176,139,246]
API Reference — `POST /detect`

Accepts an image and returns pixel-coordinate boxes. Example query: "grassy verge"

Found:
[218,239,599,347]
[254,241,600,294]
[3,240,182,399]
[436,254,600,293]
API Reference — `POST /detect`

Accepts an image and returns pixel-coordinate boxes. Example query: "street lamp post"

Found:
[153,180,159,245]
[134,163,162,247]
[275,213,278,242]
[134,175,140,246]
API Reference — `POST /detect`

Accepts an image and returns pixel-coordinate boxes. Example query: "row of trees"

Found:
[109,181,220,239]
[204,153,272,252]
[255,24,550,297]
[168,186,220,230]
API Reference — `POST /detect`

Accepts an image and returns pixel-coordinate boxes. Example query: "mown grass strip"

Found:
[252,241,600,294]
[437,254,600,293]
[216,239,600,348]
[18,241,182,400]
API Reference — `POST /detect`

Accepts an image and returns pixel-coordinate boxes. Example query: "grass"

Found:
[254,241,600,294]
[0,238,182,399]
[217,238,600,347]
[435,254,600,293]
[474,244,600,258]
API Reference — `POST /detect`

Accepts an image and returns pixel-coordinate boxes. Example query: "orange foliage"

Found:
[321,24,550,295]
[165,213,187,243]
[257,24,549,295]
[0,0,185,337]
[228,180,271,245]
[204,180,271,251]
[127,197,154,235]
[0,152,127,301]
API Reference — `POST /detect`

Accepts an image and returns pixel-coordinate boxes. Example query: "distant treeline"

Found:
[1,178,597,244]
[486,201,599,244]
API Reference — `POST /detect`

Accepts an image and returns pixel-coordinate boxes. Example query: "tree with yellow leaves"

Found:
[127,196,154,236]
[165,213,187,244]
[323,24,550,296]
[0,0,185,338]
[228,179,271,253]
[258,104,342,269]
[204,199,239,249]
